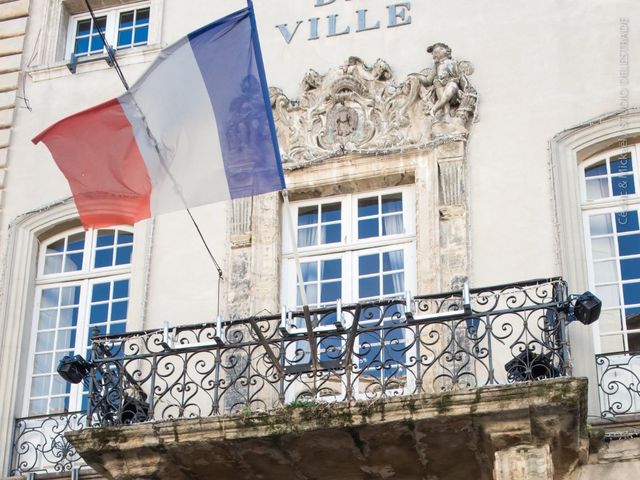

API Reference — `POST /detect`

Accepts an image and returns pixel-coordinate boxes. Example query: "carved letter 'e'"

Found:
[356,9,381,32]
[276,21,303,44]
[387,2,412,28]
[327,14,350,37]
[315,0,336,6]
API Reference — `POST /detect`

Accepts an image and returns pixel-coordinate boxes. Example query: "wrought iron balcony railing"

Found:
[10,411,88,477]
[596,351,640,417]
[85,277,570,425]
[11,277,571,476]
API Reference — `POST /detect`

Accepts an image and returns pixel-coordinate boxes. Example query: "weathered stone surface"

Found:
[0,0,29,21]
[67,378,588,480]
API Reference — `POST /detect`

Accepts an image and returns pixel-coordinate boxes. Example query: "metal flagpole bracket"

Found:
[213,315,225,346]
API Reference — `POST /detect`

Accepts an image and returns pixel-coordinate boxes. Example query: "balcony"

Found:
[10,278,599,478]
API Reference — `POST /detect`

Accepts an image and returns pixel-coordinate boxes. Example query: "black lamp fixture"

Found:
[57,354,93,384]
[568,291,602,325]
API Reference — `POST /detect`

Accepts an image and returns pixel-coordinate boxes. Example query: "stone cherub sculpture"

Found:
[422,42,476,122]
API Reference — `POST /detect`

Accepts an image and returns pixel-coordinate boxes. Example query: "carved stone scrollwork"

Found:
[270,45,476,168]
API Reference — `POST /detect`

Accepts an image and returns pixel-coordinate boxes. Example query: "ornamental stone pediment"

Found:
[270,43,477,169]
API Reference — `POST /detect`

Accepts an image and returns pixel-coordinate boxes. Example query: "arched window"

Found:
[26,226,134,416]
[581,145,640,353]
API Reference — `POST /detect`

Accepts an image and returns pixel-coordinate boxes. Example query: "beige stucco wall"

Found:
[1,0,640,473]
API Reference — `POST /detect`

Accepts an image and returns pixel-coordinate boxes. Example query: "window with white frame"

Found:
[582,146,640,353]
[283,187,416,384]
[27,227,134,416]
[66,2,150,59]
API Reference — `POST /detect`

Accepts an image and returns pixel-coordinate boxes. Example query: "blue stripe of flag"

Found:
[188,7,286,199]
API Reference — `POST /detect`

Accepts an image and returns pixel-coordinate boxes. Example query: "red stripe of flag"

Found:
[33,99,152,228]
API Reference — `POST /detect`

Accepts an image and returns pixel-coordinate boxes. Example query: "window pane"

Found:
[92,282,110,302]
[76,19,91,36]
[38,310,57,330]
[589,214,613,235]
[321,281,341,303]
[383,250,404,271]
[110,322,126,336]
[74,37,89,55]
[95,249,114,268]
[358,218,378,239]
[58,308,78,328]
[611,153,632,173]
[359,254,379,275]
[29,399,47,416]
[383,273,405,295]
[596,285,620,307]
[119,11,134,28]
[297,284,317,306]
[321,203,341,222]
[594,261,618,283]
[585,161,607,177]
[47,239,65,254]
[34,353,52,375]
[382,214,404,235]
[321,224,341,244]
[621,259,640,280]
[628,333,640,352]
[117,231,134,245]
[64,252,83,272]
[321,259,341,280]
[36,332,55,352]
[298,226,317,247]
[359,277,379,299]
[111,301,128,321]
[90,304,109,324]
[60,286,80,306]
[51,376,70,396]
[622,282,640,306]
[41,288,59,309]
[113,280,129,299]
[612,175,635,196]
[592,237,615,259]
[600,334,625,353]
[116,245,133,265]
[44,254,63,274]
[136,8,150,23]
[298,206,318,226]
[49,396,69,414]
[619,234,640,256]
[599,310,623,334]
[31,376,49,398]
[616,211,639,233]
[586,178,609,200]
[133,26,149,44]
[117,29,133,47]
[626,308,640,330]
[56,329,76,350]
[358,197,378,217]
[301,262,317,282]
[97,230,115,247]
[67,233,85,251]
[93,16,106,32]
[381,193,402,213]
[89,34,104,52]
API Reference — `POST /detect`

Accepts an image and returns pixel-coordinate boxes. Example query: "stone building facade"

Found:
[0,1,639,479]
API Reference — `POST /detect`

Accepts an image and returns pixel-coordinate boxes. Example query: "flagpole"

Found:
[80,1,225,283]
[281,189,319,372]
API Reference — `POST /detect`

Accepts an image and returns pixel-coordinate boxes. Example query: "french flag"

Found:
[33,5,285,229]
